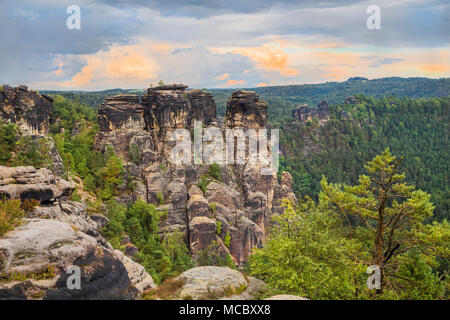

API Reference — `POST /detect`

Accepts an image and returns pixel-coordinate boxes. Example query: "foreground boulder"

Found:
[144,266,267,300]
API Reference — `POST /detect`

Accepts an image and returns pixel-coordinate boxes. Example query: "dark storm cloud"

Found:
[96,0,368,17]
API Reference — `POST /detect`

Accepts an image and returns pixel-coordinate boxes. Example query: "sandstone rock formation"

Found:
[292,101,330,124]
[344,96,360,104]
[0,166,154,300]
[0,166,75,203]
[95,84,296,266]
[0,85,54,135]
[173,266,267,300]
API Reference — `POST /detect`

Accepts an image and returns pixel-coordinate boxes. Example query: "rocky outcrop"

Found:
[0,166,154,300]
[292,101,330,124]
[344,96,361,104]
[187,90,216,126]
[0,166,75,203]
[174,266,267,300]
[95,84,296,267]
[98,95,144,132]
[0,85,54,135]
[225,90,267,129]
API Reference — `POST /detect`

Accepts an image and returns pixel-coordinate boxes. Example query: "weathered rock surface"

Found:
[292,101,330,124]
[0,85,54,134]
[114,250,156,293]
[0,219,137,300]
[0,166,75,203]
[0,166,154,300]
[98,95,145,132]
[95,84,296,266]
[225,90,267,128]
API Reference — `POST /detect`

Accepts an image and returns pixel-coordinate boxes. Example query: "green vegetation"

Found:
[197,175,210,195]
[1,264,56,283]
[279,96,450,221]
[0,122,17,164]
[0,198,25,236]
[197,241,236,269]
[142,278,185,300]
[0,198,38,236]
[50,95,124,200]
[156,191,164,205]
[129,144,143,165]
[208,162,222,181]
[249,151,449,300]
[216,220,222,235]
[209,202,217,215]
[210,77,450,119]
[224,231,231,248]
[0,122,53,169]
[101,200,193,284]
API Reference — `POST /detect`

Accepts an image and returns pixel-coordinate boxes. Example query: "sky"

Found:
[0,0,449,90]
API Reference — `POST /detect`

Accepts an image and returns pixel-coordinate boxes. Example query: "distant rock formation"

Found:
[0,165,155,300]
[95,84,296,266]
[344,96,361,104]
[292,100,330,124]
[0,85,54,135]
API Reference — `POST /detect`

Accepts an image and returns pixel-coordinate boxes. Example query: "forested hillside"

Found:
[210,77,450,120]
[278,95,449,221]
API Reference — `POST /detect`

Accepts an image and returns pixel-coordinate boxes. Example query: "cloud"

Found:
[98,0,368,18]
[0,0,448,89]
[225,79,247,86]
[215,73,231,81]
[370,57,404,67]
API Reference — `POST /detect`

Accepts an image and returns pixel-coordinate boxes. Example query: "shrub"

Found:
[0,198,25,236]
[210,202,217,215]
[197,241,236,269]
[159,163,168,172]
[129,144,143,165]
[208,163,221,181]
[197,175,210,195]
[216,220,222,235]
[224,231,231,248]
[156,191,164,205]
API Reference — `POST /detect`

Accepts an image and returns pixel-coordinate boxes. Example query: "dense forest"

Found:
[278,95,449,222]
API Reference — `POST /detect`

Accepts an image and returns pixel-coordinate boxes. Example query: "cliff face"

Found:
[96,84,296,266]
[225,90,267,128]
[0,85,54,135]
